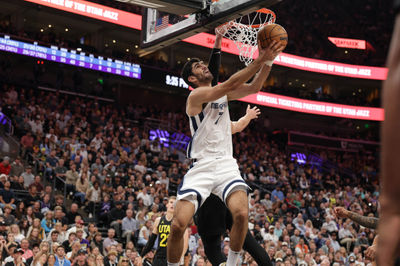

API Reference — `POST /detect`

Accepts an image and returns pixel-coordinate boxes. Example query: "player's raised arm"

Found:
[183,45,277,116]
[208,27,224,86]
[231,105,260,134]
[140,217,160,257]
[227,41,284,101]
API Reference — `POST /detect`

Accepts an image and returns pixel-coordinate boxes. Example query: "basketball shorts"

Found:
[152,256,167,266]
[177,156,249,211]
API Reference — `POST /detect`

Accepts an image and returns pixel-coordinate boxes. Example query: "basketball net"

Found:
[216,8,276,66]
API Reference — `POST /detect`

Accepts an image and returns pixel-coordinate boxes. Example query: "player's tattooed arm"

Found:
[334,207,378,229]
[347,212,379,229]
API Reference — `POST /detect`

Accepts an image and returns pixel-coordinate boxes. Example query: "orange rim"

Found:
[218,8,276,29]
[250,8,276,28]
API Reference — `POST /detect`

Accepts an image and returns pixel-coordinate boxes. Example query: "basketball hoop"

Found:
[216,8,276,66]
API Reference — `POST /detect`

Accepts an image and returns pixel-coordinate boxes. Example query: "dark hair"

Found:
[181,58,201,88]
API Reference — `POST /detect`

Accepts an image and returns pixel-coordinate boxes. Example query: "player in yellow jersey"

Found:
[141,196,189,266]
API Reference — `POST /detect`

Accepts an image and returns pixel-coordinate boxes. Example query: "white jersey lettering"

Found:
[187,95,232,159]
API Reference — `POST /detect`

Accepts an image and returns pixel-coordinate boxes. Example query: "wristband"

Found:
[265,60,273,67]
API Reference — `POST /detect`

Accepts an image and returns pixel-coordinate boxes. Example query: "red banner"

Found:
[239,91,384,121]
[24,0,141,29]
[328,37,367,50]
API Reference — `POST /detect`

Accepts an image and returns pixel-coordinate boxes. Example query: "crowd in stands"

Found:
[0,84,380,265]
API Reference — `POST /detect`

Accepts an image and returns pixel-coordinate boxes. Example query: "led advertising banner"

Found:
[0,35,141,79]
[328,37,367,50]
[239,91,384,121]
[24,0,388,80]
[185,85,384,120]
[24,0,141,29]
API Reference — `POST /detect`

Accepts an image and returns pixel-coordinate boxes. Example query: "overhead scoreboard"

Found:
[0,35,141,79]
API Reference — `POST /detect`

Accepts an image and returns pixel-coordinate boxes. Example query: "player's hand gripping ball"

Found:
[257,24,288,50]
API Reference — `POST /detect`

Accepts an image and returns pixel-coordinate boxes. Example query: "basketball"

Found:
[257,23,288,50]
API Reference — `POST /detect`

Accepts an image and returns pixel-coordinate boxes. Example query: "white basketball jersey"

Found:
[187,95,233,159]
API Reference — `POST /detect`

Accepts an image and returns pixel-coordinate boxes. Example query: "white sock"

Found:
[226,248,240,266]
[167,262,179,266]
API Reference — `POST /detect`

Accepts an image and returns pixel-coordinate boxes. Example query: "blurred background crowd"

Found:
[0,0,388,265]
[0,85,379,265]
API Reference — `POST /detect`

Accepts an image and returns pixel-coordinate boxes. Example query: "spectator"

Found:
[109,201,125,239]
[338,224,356,252]
[290,229,301,247]
[138,220,152,248]
[3,204,16,225]
[20,238,33,260]
[271,186,284,203]
[104,250,118,266]
[9,224,25,244]
[62,232,77,254]
[121,209,138,244]
[295,238,309,255]
[86,181,101,217]
[74,173,89,206]
[67,219,87,239]
[48,229,60,246]
[76,229,89,249]
[20,132,34,159]
[55,159,67,188]
[21,166,34,189]
[29,176,44,195]
[12,176,26,191]
[0,157,11,175]
[322,216,338,233]
[73,249,88,266]
[90,158,103,173]
[137,187,152,207]
[41,211,55,234]
[5,248,25,266]
[9,157,24,177]
[90,233,104,255]
[103,229,118,253]
[66,204,79,225]
[66,241,81,261]
[65,164,79,196]
[263,225,279,245]
[53,206,68,225]
[0,181,16,209]
[329,232,341,252]
[44,150,58,181]
[24,187,40,207]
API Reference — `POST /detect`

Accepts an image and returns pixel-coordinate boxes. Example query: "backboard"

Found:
[139,0,282,54]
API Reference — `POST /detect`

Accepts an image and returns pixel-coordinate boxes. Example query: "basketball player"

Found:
[197,194,273,266]
[379,0,400,265]
[166,24,284,266]
[141,196,189,266]
[195,27,272,266]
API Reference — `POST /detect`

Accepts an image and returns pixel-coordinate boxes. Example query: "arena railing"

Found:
[0,112,20,159]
